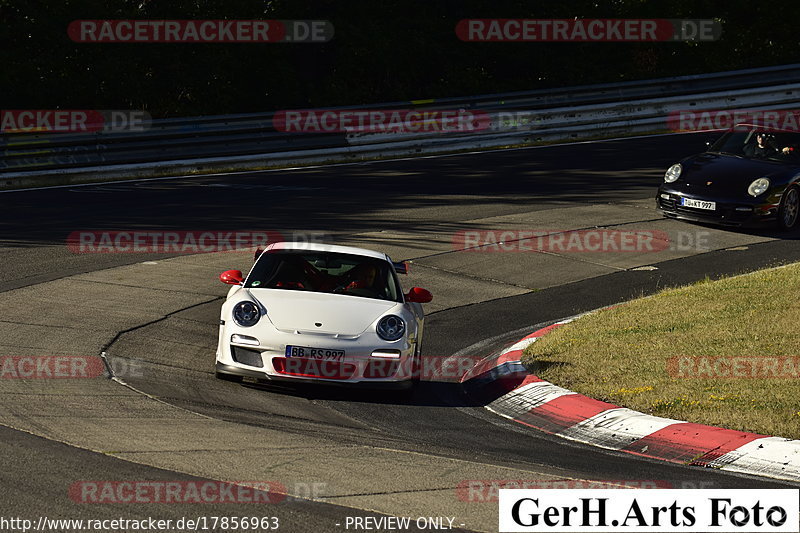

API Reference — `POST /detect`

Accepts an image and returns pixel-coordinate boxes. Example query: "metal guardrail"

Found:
[2,63,800,185]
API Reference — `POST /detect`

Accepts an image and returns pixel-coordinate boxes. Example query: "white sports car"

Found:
[215,242,432,387]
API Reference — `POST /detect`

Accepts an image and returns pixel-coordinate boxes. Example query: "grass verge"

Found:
[521,263,800,440]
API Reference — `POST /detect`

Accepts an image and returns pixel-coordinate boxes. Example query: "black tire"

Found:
[777,186,800,231]
[391,350,420,400]
[410,346,421,385]
[215,371,243,383]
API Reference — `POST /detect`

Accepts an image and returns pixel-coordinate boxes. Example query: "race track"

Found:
[1,133,798,532]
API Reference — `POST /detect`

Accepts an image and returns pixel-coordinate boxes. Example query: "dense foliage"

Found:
[2,0,797,117]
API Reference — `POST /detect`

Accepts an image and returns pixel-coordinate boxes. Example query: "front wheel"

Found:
[409,346,421,384]
[777,187,800,231]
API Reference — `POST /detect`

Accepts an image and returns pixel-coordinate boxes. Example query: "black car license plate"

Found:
[285,345,345,361]
[681,197,716,210]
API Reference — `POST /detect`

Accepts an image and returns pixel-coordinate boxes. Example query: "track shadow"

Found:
[237,360,569,409]
[662,217,800,240]
[240,378,480,407]
[525,360,571,374]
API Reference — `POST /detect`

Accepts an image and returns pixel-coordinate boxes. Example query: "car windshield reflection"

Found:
[245,251,403,302]
[710,128,800,163]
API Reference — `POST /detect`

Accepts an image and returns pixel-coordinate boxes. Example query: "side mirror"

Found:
[220,270,244,285]
[405,287,432,303]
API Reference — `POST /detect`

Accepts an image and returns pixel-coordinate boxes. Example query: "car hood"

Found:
[251,289,398,336]
[677,153,795,193]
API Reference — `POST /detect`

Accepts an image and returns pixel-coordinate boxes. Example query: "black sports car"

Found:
[656,124,800,230]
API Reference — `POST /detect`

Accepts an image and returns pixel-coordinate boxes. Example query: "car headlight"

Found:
[664,163,682,183]
[376,315,405,341]
[232,301,261,327]
[747,177,770,197]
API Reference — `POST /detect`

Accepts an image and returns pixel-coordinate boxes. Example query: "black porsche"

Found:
[656,124,800,230]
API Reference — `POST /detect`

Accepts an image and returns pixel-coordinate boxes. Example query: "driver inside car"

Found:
[743,131,792,158]
[345,263,378,291]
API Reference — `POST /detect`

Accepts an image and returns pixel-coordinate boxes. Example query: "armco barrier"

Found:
[2,63,800,189]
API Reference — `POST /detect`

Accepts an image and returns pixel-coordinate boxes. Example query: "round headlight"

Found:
[748,177,770,197]
[377,315,405,341]
[232,301,261,327]
[664,163,682,183]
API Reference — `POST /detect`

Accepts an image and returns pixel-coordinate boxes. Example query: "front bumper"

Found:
[216,327,417,385]
[215,361,414,389]
[655,189,779,227]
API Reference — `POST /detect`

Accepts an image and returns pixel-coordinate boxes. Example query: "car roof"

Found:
[266,241,389,261]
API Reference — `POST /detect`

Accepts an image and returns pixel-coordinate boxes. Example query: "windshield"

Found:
[245,250,402,302]
[709,128,800,162]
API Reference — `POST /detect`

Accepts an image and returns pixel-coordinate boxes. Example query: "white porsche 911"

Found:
[215,242,432,387]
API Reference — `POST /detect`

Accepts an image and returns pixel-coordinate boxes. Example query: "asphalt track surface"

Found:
[1,133,799,531]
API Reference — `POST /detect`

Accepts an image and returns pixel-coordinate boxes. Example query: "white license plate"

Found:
[681,198,716,210]
[285,345,344,361]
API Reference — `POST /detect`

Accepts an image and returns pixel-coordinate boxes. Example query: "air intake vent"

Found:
[231,346,264,368]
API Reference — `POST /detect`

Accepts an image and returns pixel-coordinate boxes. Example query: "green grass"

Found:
[522,264,800,439]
